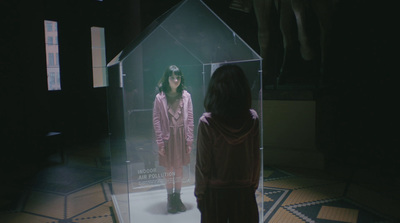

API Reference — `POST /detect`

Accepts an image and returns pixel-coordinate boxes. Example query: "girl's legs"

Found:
[165,166,186,213]
[174,166,183,193]
[165,166,183,193]
[165,166,177,213]
[173,166,186,212]
[165,166,174,194]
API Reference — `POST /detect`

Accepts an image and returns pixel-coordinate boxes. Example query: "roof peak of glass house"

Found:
[108,0,261,67]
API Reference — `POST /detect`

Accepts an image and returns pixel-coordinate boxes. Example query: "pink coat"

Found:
[152,90,194,148]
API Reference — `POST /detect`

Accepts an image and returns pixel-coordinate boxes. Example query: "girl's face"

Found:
[168,73,181,91]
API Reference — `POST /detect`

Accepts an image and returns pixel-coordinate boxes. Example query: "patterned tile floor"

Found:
[0,141,399,223]
[262,167,399,223]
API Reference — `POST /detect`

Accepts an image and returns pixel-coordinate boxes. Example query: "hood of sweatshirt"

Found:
[201,109,259,145]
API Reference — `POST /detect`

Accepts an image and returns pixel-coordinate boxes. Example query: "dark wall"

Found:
[0,0,141,172]
[315,1,397,175]
[1,0,396,178]
[2,1,50,172]
[204,0,397,175]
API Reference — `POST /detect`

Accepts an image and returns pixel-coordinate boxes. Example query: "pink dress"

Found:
[159,95,190,168]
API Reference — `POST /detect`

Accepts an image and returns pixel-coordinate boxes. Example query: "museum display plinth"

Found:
[262,88,324,169]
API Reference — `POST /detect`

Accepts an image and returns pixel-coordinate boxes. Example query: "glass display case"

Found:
[107,0,263,222]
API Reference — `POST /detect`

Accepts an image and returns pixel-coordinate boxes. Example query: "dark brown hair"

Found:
[204,64,251,119]
[158,65,186,95]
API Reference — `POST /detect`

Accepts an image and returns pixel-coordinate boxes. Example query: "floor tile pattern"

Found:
[0,145,398,223]
[262,167,397,223]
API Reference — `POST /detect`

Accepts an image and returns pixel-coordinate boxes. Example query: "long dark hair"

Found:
[204,64,252,120]
[157,65,185,95]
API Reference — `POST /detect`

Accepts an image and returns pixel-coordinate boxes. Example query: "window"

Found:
[47,36,53,45]
[48,53,54,66]
[44,20,61,91]
[56,53,59,65]
[91,26,108,88]
[45,22,53,32]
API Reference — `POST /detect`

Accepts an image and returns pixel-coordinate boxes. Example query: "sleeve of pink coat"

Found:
[185,94,194,146]
[152,95,164,147]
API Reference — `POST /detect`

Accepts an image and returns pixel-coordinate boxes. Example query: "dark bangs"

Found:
[158,65,185,94]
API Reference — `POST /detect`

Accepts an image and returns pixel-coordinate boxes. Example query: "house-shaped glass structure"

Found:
[107,0,263,222]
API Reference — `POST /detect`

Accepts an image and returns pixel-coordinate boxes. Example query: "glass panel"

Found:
[107,0,263,222]
[107,64,131,223]
[160,0,260,63]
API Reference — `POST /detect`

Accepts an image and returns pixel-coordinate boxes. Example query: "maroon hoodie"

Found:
[195,109,261,201]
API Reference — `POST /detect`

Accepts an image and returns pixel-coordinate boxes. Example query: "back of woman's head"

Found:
[204,64,252,119]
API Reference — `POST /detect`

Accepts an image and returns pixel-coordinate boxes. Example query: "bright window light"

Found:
[44,20,61,91]
[91,27,108,88]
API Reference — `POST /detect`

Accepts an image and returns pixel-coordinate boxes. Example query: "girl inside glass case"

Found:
[152,65,194,214]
